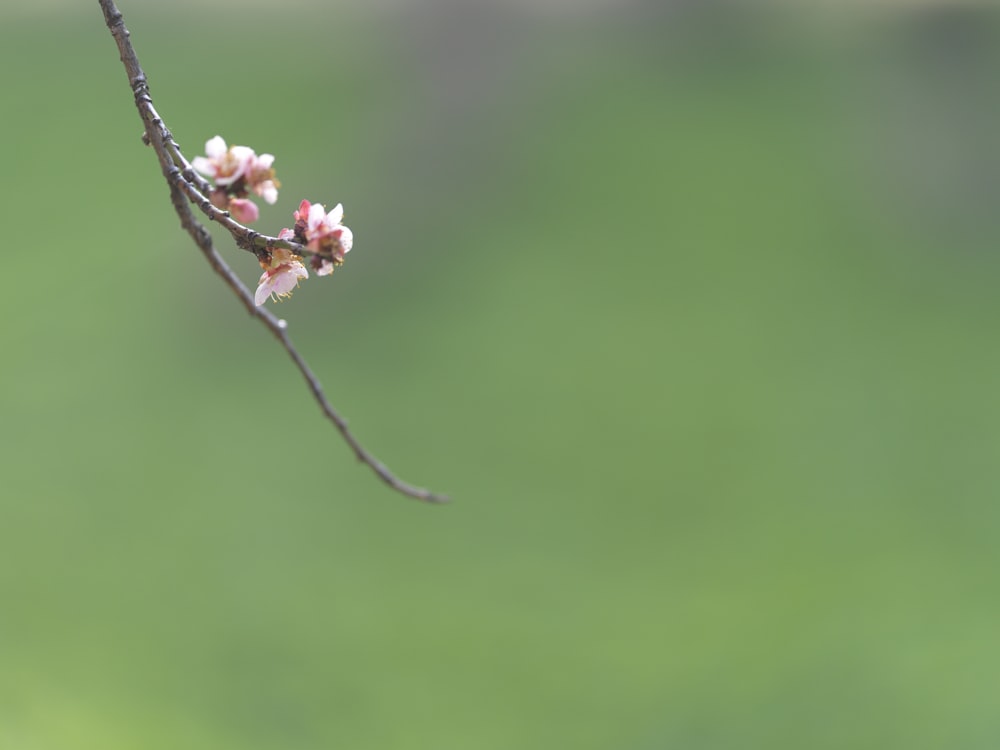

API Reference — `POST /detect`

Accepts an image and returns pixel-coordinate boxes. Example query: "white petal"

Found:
[326,203,344,227]
[338,225,353,253]
[191,156,213,177]
[229,145,255,161]
[205,136,227,158]
[269,264,308,297]
[260,181,278,205]
[254,273,271,306]
[308,202,327,232]
[270,276,296,297]
[224,146,254,184]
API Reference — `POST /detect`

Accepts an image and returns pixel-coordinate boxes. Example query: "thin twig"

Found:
[98,0,448,504]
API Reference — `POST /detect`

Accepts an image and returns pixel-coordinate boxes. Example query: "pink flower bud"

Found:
[209,188,230,211]
[229,198,259,224]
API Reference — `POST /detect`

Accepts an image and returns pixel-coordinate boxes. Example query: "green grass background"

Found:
[2,2,1000,748]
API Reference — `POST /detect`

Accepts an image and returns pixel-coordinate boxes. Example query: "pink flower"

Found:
[255,247,308,306]
[293,200,353,272]
[192,136,255,187]
[247,153,279,205]
[228,198,259,224]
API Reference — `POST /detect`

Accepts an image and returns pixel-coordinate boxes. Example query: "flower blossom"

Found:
[293,199,354,275]
[247,153,279,205]
[192,136,255,187]
[192,136,280,223]
[254,244,308,306]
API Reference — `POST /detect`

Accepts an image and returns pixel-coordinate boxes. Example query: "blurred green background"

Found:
[2,0,1000,747]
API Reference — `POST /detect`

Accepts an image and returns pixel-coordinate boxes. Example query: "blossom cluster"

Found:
[192,136,278,225]
[256,201,353,306]
[192,136,353,307]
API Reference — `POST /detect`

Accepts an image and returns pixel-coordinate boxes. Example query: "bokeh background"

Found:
[2,0,1000,747]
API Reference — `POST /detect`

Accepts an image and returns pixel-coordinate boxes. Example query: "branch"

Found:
[99,0,449,504]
